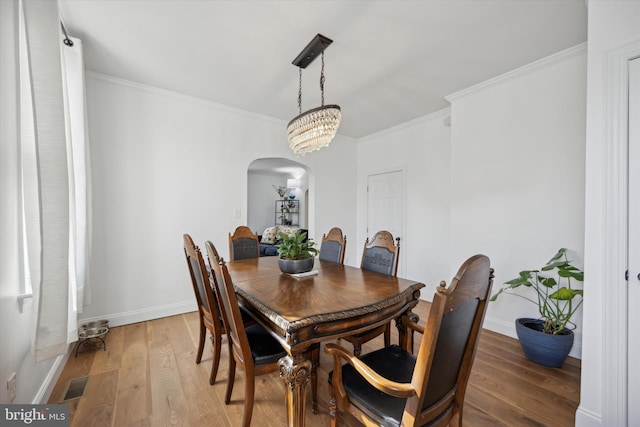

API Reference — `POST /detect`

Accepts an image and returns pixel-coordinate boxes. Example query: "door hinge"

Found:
[625,270,629,280]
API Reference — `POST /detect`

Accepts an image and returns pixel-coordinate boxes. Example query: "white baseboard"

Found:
[575,406,602,427]
[35,343,73,404]
[483,315,582,360]
[39,308,583,410]
[36,301,196,405]
[79,300,195,328]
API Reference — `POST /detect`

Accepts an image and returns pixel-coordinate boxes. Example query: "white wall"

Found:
[578,2,640,426]
[356,109,452,295]
[81,72,357,326]
[447,45,587,358]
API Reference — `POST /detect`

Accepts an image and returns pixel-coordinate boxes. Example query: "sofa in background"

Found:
[258,226,308,257]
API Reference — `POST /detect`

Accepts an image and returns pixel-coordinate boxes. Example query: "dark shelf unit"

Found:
[275,200,299,226]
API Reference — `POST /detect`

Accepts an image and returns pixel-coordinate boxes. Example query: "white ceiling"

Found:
[58,0,587,139]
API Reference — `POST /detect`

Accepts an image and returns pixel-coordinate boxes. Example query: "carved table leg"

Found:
[280,355,312,427]
[397,309,419,353]
[306,344,320,413]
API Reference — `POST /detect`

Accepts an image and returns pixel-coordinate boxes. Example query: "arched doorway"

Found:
[247,158,310,237]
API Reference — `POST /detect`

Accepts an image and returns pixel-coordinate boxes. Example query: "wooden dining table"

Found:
[226,256,425,427]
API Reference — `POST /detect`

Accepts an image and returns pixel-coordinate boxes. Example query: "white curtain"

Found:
[61,34,92,343]
[20,0,91,361]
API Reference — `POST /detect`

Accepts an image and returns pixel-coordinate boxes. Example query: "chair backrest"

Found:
[206,242,255,369]
[360,230,400,276]
[183,234,220,323]
[203,240,225,309]
[408,254,493,426]
[319,227,346,264]
[228,226,260,261]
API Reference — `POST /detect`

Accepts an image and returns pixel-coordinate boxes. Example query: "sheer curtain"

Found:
[20,0,91,361]
[61,34,92,343]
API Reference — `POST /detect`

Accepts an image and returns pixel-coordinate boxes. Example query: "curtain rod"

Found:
[60,22,74,47]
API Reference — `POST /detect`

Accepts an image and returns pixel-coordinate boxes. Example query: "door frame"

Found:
[365,167,407,277]
[626,55,640,426]
[597,42,640,426]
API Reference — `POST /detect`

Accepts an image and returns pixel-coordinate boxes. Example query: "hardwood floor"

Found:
[48,301,581,426]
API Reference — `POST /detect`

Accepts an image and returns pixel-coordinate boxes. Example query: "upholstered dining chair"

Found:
[205,239,256,321]
[182,234,226,385]
[360,230,400,276]
[342,230,400,356]
[319,227,347,264]
[228,225,260,261]
[325,254,494,427]
[205,241,288,427]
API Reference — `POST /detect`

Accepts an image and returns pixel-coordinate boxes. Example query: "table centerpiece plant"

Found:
[276,231,317,274]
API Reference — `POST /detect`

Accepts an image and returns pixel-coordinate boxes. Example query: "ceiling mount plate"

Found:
[292,34,333,69]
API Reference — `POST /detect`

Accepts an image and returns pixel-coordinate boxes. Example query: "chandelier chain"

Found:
[297,68,302,114]
[320,50,325,106]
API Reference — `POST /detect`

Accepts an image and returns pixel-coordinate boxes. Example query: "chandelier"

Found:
[287,34,341,155]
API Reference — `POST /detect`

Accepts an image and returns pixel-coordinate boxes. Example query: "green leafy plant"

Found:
[490,248,584,335]
[276,231,317,260]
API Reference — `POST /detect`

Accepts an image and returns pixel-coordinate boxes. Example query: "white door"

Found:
[628,56,640,425]
[367,170,404,274]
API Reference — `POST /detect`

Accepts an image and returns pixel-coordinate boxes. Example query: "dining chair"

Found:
[205,241,288,427]
[318,227,346,264]
[325,254,494,427]
[360,230,400,276]
[228,225,260,261]
[205,240,256,322]
[182,234,227,385]
[342,230,400,356]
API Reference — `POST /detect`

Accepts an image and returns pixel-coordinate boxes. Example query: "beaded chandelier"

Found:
[287,34,341,155]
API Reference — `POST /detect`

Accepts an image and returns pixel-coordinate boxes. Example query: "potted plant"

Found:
[490,248,584,367]
[276,231,317,274]
[273,185,287,200]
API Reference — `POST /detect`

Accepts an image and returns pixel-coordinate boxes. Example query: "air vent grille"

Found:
[61,376,89,402]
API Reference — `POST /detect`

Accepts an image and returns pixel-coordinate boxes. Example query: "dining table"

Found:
[226,256,425,427]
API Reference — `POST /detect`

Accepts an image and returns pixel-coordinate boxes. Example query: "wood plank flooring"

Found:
[48,301,581,426]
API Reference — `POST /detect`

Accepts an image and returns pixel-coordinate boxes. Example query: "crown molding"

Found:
[86,71,286,126]
[357,107,451,144]
[445,42,587,103]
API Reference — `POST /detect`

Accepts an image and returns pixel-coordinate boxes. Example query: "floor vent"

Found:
[61,376,89,402]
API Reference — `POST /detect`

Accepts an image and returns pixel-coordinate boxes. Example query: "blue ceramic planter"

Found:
[515,318,574,368]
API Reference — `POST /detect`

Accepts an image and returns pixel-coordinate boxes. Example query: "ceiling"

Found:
[58,0,587,139]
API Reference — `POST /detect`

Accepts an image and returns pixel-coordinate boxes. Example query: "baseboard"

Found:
[35,343,73,404]
[79,300,195,328]
[35,302,194,405]
[483,316,582,359]
[575,406,602,427]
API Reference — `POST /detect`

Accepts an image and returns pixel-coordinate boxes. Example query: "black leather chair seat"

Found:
[240,308,255,324]
[215,306,254,324]
[246,324,287,365]
[329,345,415,427]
